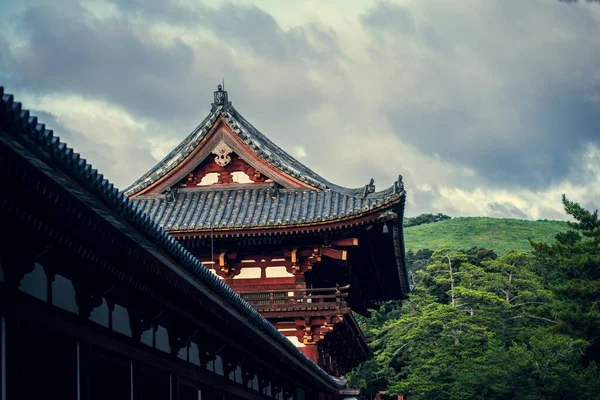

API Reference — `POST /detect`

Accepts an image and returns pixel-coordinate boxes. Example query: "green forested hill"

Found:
[404,217,569,254]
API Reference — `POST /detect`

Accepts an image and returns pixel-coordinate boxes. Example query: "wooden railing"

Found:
[238,285,350,313]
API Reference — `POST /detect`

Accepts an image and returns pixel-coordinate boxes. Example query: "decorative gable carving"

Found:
[178,152,271,187]
[212,141,233,167]
[128,114,314,196]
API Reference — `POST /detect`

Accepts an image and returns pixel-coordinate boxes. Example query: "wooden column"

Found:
[300,344,319,363]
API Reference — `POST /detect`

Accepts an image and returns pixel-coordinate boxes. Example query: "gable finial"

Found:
[213,83,228,106]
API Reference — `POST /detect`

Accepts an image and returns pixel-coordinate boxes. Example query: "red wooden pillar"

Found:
[300,344,319,363]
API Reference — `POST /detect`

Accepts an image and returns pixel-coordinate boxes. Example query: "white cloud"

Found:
[294,146,307,159]
[17,91,175,189]
[434,144,600,220]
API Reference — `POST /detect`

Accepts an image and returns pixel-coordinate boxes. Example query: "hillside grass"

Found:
[404,217,569,254]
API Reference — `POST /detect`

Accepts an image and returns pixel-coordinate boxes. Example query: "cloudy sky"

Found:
[1,0,599,219]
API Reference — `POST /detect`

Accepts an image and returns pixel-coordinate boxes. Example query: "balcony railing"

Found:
[238,285,350,314]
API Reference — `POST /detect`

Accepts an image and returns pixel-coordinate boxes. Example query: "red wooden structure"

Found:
[126,86,410,377]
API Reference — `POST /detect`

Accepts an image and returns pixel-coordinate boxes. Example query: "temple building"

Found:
[0,85,408,400]
[126,86,410,376]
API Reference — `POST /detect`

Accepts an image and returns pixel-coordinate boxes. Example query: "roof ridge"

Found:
[133,181,402,199]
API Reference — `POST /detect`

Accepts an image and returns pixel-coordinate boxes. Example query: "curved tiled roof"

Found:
[125,88,406,230]
[125,90,403,198]
[132,186,404,232]
[0,87,345,390]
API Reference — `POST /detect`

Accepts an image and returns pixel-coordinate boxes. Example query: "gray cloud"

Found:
[362,0,600,189]
[487,202,528,219]
[0,0,340,186]
[1,1,337,132]
[30,110,79,143]
[0,36,10,81]
[108,0,341,61]
[386,81,600,188]
[205,4,313,61]
[28,108,158,188]
[5,4,210,125]
[107,0,201,24]
[360,2,415,36]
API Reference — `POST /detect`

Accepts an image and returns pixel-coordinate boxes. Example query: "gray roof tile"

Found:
[132,186,404,232]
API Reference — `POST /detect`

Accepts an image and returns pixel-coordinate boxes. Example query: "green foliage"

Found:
[349,198,600,399]
[406,248,434,273]
[405,217,569,255]
[404,213,452,227]
[530,195,600,365]
[463,246,498,265]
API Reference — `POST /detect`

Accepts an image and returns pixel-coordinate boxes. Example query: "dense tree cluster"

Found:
[404,213,452,228]
[349,197,600,399]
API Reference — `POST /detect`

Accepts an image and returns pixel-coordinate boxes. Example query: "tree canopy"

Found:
[349,196,600,399]
[404,213,452,228]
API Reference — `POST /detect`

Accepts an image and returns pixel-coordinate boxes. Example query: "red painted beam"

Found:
[330,238,358,247]
[321,247,347,261]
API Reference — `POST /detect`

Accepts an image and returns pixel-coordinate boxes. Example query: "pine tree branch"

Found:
[506,315,557,324]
